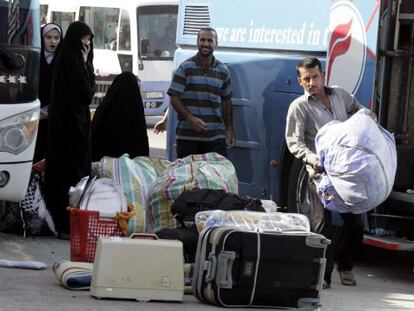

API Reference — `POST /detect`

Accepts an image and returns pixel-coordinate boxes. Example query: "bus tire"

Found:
[287,158,311,218]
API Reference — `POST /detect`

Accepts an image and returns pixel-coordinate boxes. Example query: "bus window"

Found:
[51,11,74,35]
[79,6,120,50]
[116,9,132,72]
[40,4,47,25]
[118,9,131,51]
[137,5,177,59]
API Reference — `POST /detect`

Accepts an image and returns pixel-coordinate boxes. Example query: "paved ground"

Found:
[0,232,413,311]
[1,130,414,310]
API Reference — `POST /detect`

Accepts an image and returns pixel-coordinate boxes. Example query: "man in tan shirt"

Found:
[285,57,365,289]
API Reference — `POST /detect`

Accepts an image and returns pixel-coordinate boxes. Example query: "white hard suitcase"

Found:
[90,234,184,302]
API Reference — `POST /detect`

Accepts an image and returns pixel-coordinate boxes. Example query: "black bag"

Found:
[159,189,264,263]
[171,189,265,228]
[157,227,199,263]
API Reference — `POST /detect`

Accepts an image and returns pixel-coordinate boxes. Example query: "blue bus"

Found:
[169,0,378,205]
[169,0,414,250]
[0,0,41,202]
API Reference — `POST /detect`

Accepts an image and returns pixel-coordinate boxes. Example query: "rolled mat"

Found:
[0,259,47,270]
[53,260,93,290]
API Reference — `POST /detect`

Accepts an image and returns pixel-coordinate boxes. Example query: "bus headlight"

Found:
[0,171,10,187]
[144,91,164,99]
[0,108,39,154]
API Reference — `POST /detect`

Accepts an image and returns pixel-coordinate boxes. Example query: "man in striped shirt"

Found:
[167,27,235,158]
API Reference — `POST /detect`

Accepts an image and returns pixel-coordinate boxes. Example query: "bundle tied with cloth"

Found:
[313,109,397,213]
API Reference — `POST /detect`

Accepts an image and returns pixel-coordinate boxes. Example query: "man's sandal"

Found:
[323,280,331,289]
[338,270,357,286]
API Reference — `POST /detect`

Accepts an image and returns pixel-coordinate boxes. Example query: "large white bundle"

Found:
[314,109,397,213]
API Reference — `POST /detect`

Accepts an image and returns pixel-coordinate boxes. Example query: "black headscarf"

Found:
[91,72,149,161]
[45,21,96,234]
[51,21,95,104]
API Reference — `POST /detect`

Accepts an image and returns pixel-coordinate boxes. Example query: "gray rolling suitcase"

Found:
[192,227,328,309]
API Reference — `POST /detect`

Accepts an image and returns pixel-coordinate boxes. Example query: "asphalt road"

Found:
[0,232,413,311]
[1,130,414,310]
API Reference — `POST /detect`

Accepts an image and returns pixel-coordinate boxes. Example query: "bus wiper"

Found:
[139,55,147,71]
[0,47,25,70]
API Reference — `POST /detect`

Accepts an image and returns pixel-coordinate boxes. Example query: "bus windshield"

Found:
[0,0,40,47]
[79,6,120,50]
[137,5,177,60]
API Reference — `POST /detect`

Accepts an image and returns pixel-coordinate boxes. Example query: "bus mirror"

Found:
[141,39,150,56]
[0,48,25,70]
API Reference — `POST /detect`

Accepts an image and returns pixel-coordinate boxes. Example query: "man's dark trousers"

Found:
[308,182,363,283]
[176,138,227,158]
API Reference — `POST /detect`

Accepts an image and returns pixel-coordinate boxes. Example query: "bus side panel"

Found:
[223,54,302,200]
[269,92,302,203]
[326,0,380,108]
[0,162,33,202]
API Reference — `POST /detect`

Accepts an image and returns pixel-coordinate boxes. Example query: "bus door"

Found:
[0,0,41,202]
[347,0,414,251]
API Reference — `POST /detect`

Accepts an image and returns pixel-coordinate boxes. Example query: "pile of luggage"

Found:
[62,152,329,309]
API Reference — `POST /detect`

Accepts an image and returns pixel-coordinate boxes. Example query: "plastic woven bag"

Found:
[145,153,239,233]
[195,210,310,233]
[92,154,171,233]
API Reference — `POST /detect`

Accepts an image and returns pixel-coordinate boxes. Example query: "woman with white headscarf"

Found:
[34,22,62,163]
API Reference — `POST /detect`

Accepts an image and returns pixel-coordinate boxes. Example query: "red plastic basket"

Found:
[70,208,123,262]
[32,159,45,173]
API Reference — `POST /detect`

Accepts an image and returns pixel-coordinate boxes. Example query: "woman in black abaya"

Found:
[91,72,149,162]
[45,21,95,236]
[33,22,62,163]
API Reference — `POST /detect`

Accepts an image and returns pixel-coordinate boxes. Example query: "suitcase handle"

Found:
[216,251,236,289]
[205,253,217,282]
[129,233,159,240]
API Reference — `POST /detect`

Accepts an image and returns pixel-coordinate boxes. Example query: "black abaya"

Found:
[34,23,62,163]
[45,21,95,234]
[91,71,149,162]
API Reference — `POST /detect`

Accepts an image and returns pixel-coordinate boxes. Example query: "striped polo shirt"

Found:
[167,54,232,141]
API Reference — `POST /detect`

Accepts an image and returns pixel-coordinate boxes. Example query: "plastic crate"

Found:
[70,208,123,262]
[32,159,45,173]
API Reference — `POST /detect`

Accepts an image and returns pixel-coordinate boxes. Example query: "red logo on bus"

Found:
[326,1,366,94]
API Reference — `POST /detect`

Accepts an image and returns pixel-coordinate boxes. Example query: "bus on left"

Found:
[0,0,40,202]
